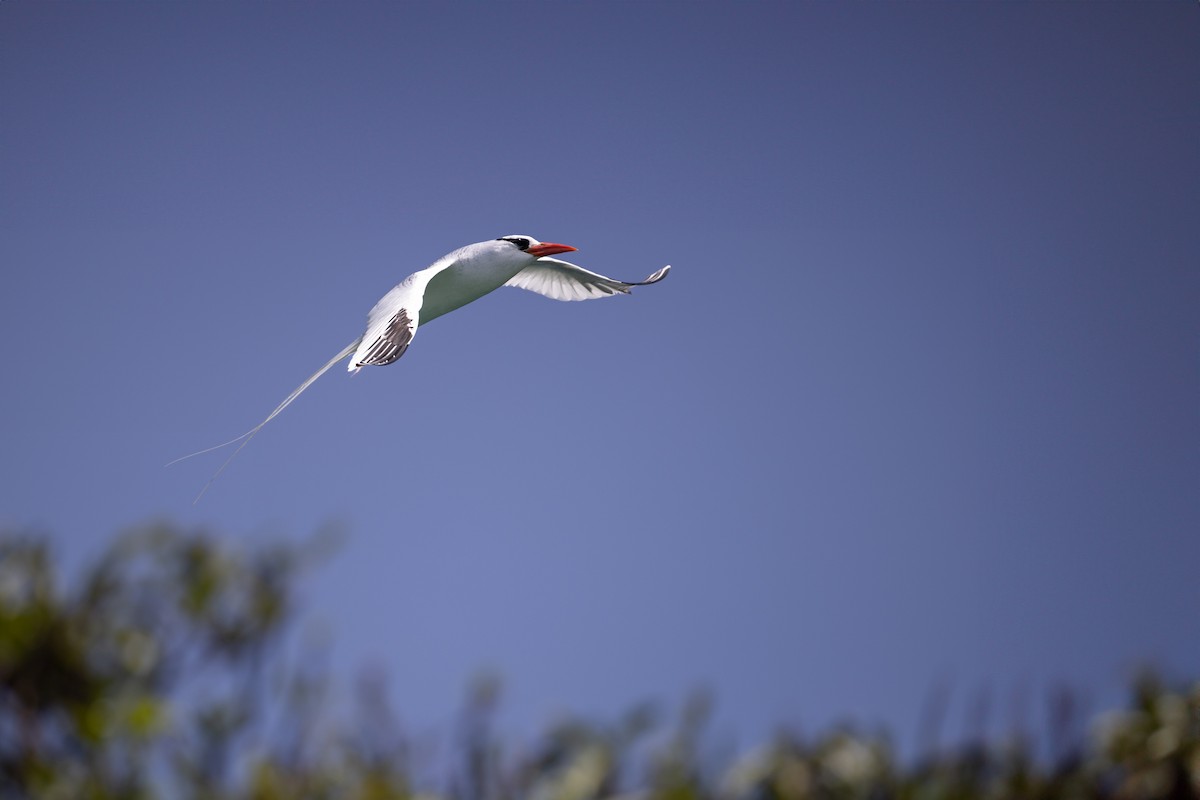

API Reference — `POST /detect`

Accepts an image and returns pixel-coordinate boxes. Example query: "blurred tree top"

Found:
[1,524,1197,800]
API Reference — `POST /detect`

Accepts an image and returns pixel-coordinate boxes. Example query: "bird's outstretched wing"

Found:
[505,258,670,302]
[349,267,439,372]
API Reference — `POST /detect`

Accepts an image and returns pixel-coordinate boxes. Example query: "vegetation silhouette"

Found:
[1,525,1196,799]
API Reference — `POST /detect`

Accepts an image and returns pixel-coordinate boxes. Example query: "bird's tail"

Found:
[168,336,363,504]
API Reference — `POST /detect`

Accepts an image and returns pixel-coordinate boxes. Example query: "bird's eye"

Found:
[499,236,530,251]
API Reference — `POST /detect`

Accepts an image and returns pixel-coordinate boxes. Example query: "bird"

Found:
[171,235,671,501]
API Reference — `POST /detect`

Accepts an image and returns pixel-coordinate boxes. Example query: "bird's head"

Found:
[497,235,577,259]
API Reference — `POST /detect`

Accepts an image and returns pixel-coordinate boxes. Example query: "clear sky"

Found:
[2,1,1197,753]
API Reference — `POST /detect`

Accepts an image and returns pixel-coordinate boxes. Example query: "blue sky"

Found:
[2,2,1198,753]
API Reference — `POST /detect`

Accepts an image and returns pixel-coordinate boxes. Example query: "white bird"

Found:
[172,235,670,501]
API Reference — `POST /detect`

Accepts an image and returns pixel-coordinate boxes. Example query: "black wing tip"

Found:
[359,308,414,367]
[633,265,671,286]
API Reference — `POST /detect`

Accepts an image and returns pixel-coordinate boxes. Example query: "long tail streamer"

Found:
[168,337,363,504]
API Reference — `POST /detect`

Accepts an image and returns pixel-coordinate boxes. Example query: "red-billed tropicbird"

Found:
[173,235,670,500]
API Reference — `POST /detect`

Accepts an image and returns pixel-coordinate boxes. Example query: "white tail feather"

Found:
[169,337,363,504]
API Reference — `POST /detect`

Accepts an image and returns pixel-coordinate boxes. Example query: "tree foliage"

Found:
[1,525,1197,799]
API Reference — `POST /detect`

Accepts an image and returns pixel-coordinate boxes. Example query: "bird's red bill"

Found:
[527,242,577,258]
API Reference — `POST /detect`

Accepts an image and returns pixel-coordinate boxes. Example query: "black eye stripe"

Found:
[498,236,531,251]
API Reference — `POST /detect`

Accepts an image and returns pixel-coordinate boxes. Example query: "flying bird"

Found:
[172,235,670,501]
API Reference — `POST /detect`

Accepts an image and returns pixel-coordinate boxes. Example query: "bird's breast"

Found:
[417,255,526,325]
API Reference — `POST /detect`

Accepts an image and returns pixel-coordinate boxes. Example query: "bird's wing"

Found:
[354,307,415,368]
[504,258,671,302]
[349,267,440,372]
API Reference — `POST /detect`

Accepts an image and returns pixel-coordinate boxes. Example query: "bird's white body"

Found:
[174,235,670,501]
[416,240,531,323]
[351,239,529,371]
